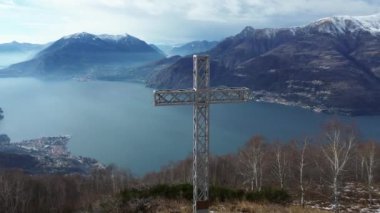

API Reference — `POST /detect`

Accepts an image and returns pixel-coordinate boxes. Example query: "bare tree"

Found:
[238,135,265,191]
[272,143,287,190]
[299,138,308,207]
[321,122,356,213]
[105,164,132,194]
[359,141,376,205]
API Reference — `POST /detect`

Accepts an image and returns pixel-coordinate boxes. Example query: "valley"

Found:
[2,14,380,116]
[1,1,380,212]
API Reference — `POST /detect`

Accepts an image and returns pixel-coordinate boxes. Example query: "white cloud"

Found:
[0,0,379,44]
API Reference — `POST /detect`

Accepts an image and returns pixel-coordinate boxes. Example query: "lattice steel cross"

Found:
[153,55,251,213]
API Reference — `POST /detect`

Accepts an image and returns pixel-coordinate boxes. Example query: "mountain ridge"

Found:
[0,32,165,79]
[0,41,45,52]
[147,14,380,115]
[1,14,380,115]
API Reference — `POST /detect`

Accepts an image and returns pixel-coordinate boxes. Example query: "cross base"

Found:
[196,201,210,210]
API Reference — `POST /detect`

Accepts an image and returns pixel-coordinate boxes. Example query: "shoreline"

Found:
[1,76,379,117]
[0,135,104,174]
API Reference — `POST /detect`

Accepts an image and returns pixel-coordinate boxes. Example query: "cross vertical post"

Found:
[153,55,252,213]
[193,55,210,212]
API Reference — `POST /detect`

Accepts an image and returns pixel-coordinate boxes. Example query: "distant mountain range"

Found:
[0,33,165,79]
[121,55,182,82]
[147,14,380,115]
[0,41,46,52]
[0,42,47,68]
[168,40,219,56]
[154,41,218,56]
[1,14,380,115]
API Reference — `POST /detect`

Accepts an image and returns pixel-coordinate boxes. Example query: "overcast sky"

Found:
[0,0,379,44]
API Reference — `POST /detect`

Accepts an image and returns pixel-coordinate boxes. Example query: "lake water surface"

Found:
[0,78,379,175]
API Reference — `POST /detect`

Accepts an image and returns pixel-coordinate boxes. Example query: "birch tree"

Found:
[299,138,308,207]
[360,141,376,205]
[322,122,355,213]
[273,143,287,190]
[238,135,265,191]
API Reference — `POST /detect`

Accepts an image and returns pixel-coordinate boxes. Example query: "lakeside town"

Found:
[0,135,103,174]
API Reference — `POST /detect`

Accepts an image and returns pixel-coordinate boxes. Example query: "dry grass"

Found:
[153,200,329,213]
[210,201,329,213]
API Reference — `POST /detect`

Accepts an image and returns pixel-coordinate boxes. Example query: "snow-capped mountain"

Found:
[2,32,165,78]
[233,14,380,40]
[64,33,150,48]
[305,13,380,35]
[148,14,380,115]
[38,32,158,55]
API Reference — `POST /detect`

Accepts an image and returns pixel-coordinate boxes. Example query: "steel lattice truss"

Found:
[153,55,252,213]
[154,87,252,106]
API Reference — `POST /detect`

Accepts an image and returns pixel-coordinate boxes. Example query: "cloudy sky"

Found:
[0,0,379,44]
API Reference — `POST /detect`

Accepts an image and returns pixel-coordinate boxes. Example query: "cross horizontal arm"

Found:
[208,87,252,104]
[154,89,195,106]
[154,87,252,106]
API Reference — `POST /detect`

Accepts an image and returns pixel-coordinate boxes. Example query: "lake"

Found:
[0,78,379,175]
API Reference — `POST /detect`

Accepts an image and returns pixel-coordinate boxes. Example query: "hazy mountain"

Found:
[169,40,218,56]
[152,41,219,56]
[0,42,47,68]
[154,44,175,55]
[147,14,380,115]
[0,41,45,52]
[150,44,167,56]
[1,33,165,79]
[121,55,182,82]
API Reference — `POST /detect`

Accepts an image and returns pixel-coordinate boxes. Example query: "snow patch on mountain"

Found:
[62,32,94,40]
[355,13,380,33]
[307,13,380,35]
[238,26,297,39]
[62,32,130,41]
[242,14,380,39]
[98,34,130,41]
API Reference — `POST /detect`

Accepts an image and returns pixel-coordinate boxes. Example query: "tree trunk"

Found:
[333,176,339,213]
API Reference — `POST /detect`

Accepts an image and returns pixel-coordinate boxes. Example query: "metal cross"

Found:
[153,55,251,213]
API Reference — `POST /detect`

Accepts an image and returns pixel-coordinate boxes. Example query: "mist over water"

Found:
[0,78,379,175]
[0,52,37,68]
